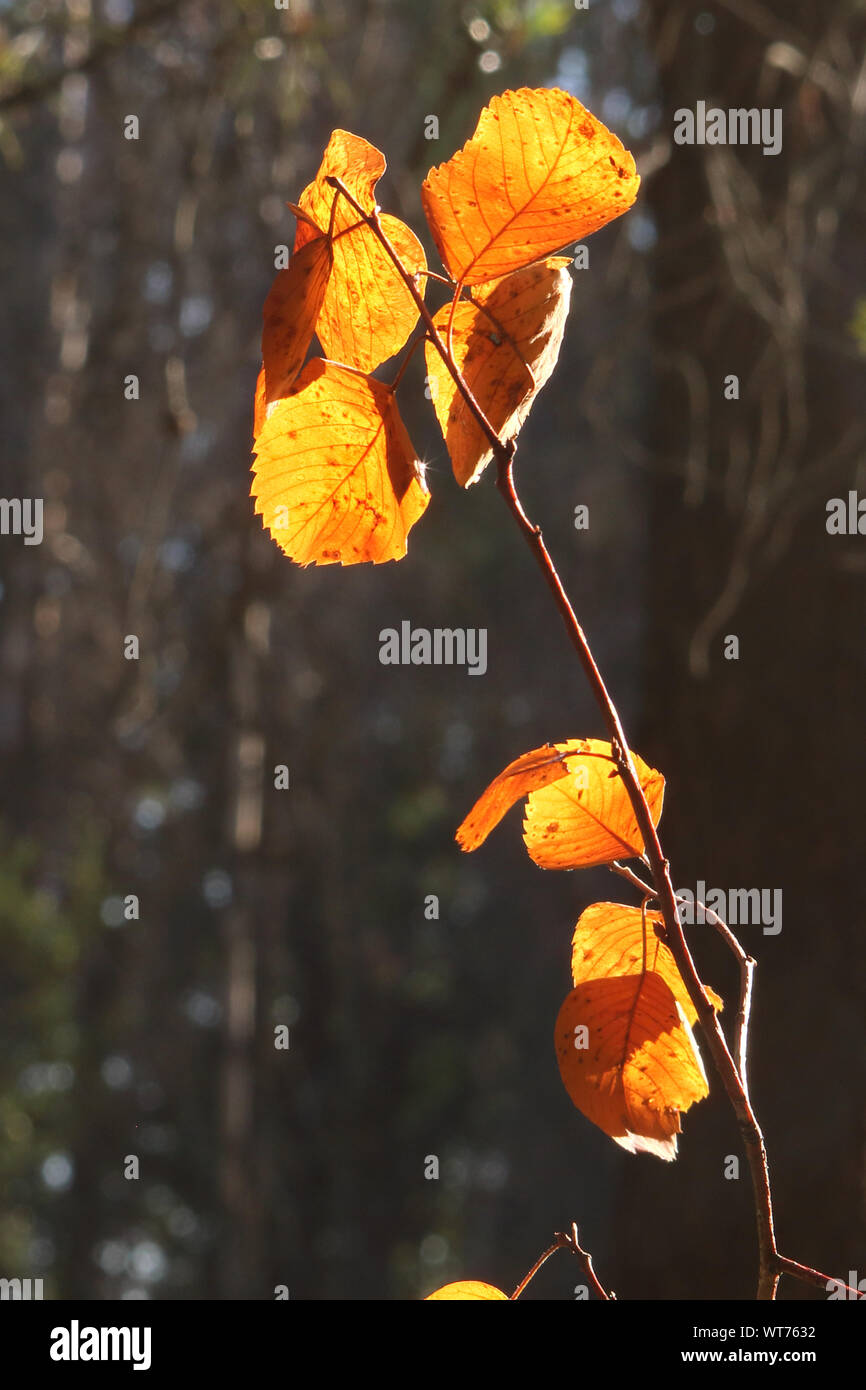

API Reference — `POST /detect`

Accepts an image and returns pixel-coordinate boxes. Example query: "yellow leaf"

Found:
[425,1281,509,1300]
[294,129,426,371]
[570,903,723,1024]
[262,235,333,406]
[251,358,429,566]
[456,739,592,851]
[522,741,664,870]
[456,738,664,869]
[555,975,708,1161]
[425,258,572,487]
[422,87,639,286]
[555,903,721,1158]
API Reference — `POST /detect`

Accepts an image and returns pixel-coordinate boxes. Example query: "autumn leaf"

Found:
[253,366,267,439]
[456,739,591,850]
[251,358,429,566]
[422,87,639,286]
[522,743,664,870]
[556,978,707,1162]
[262,234,333,407]
[569,903,723,1023]
[293,129,426,371]
[456,737,664,869]
[425,1282,509,1300]
[425,258,572,487]
[555,902,720,1159]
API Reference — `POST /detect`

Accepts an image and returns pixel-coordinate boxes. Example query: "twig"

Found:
[345,198,850,1303]
[777,1258,862,1299]
[610,860,655,898]
[689,896,756,1105]
[510,1223,614,1300]
[565,1222,615,1301]
[492,448,787,1292]
[509,1238,563,1300]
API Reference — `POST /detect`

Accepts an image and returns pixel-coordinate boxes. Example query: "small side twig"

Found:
[510,1223,614,1300]
[565,1222,616,1301]
[690,897,756,1105]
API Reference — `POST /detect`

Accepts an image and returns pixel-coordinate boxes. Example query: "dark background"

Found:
[0,0,863,1300]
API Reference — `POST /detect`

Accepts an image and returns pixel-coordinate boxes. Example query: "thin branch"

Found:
[490,449,785,1291]
[565,1222,615,1301]
[610,860,654,898]
[510,1237,564,1300]
[415,267,455,287]
[510,1223,614,1301]
[690,897,756,1104]
[778,1257,862,1299]
[346,202,848,1304]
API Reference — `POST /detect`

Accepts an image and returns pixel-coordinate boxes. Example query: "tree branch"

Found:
[337,194,851,1303]
[510,1223,614,1300]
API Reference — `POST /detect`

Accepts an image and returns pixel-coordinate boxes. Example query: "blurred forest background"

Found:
[0,0,863,1300]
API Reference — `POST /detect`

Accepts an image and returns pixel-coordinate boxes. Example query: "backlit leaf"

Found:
[425,258,572,487]
[556,902,719,1159]
[456,737,664,869]
[555,976,707,1162]
[456,738,593,851]
[422,87,639,286]
[262,235,333,406]
[294,129,426,371]
[251,358,429,566]
[569,903,723,1023]
[522,741,664,869]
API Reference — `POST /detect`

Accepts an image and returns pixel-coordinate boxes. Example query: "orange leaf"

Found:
[262,235,333,406]
[522,741,664,870]
[294,129,426,371]
[555,903,719,1157]
[425,1282,509,1300]
[425,258,572,487]
[456,739,593,851]
[570,903,723,1023]
[251,358,429,566]
[253,366,267,440]
[456,737,664,869]
[555,974,708,1161]
[422,87,639,286]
